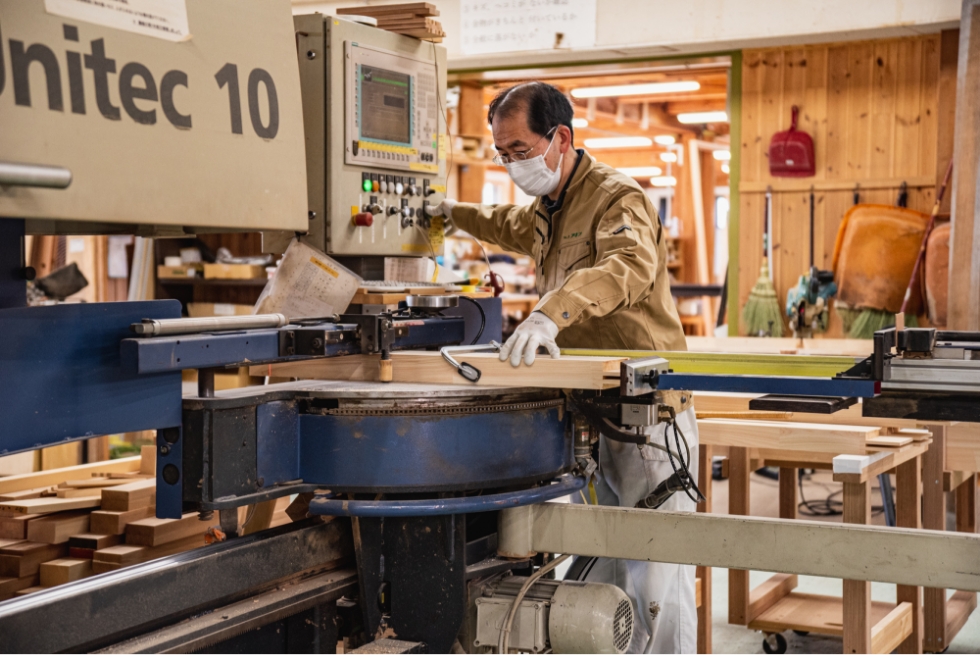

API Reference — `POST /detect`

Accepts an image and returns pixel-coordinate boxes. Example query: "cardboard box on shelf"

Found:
[186,303,254,318]
[203,263,267,280]
[157,264,204,279]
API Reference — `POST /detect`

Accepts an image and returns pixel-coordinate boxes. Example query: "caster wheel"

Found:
[793,630,810,636]
[763,632,788,654]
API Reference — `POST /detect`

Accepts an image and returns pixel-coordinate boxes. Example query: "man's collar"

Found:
[541,149,590,215]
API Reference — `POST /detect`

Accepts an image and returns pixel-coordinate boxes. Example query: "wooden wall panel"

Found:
[738,35,946,336]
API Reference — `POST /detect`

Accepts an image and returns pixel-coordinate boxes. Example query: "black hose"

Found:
[458,296,486,345]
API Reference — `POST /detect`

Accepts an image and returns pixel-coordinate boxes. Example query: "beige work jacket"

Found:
[453,150,692,413]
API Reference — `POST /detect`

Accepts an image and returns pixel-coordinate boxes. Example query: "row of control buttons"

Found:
[353,195,428,230]
[365,150,411,162]
[419,152,436,162]
[362,173,422,196]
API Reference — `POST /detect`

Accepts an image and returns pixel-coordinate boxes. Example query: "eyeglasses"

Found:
[491,127,557,166]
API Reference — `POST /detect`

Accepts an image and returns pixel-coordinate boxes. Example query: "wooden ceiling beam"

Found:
[665,99,728,115]
[576,106,693,135]
[618,92,728,104]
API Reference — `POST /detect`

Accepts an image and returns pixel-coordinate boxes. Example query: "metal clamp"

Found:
[620,356,669,396]
[440,341,501,383]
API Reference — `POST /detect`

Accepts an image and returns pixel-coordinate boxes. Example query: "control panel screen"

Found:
[359,65,411,145]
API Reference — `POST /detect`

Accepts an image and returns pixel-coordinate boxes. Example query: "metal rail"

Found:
[0,518,352,653]
[0,160,72,188]
[131,313,288,336]
[97,568,357,653]
[309,474,586,517]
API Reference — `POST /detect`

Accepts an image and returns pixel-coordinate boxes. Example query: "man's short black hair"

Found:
[487,82,574,144]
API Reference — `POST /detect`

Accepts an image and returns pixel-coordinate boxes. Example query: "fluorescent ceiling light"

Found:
[654,135,676,146]
[677,111,729,124]
[713,150,731,161]
[721,163,730,174]
[571,117,589,128]
[659,152,677,163]
[617,166,663,178]
[649,176,677,187]
[584,136,653,149]
[571,81,700,99]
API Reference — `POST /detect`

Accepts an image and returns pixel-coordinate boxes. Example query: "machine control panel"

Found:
[346,43,441,175]
[277,15,448,258]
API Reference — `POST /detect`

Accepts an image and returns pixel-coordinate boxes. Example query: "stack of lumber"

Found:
[0,447,198,598]
[0,448,301,599]
[337,3,445,42]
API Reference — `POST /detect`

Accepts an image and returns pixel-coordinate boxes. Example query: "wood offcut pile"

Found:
[337,3,445,42]
[0,447,291,599]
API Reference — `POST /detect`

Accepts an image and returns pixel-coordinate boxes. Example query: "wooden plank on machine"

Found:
[93,534,204,568]
[39,558,92,586]
[0,515,38,540]
[0,542,68,577]
[0,574,38,601]
[255,352,624,389]
[26,510,90,544]
[90,506,155,536]
[126,512,215,547]
[0,496,101,516]
[0,456,140,495]
[698,419,879,453]
[337,3,438,17]
[101,479,155,512]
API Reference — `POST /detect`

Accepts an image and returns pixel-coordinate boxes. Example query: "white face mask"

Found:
[504,129,563,197]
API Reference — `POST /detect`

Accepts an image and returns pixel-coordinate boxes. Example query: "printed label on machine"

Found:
[44,0,191,42]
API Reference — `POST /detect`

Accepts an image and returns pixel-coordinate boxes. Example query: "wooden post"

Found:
[922,424,948,652]
[697,444,713,654]
[937,29,960,217]
[951,474,978,640]
[727,446,750,625]
[778,467,797,519]
[895,457,923,654]
[842,480,872,654]
[955,473,977,535]
[456,83,488,203]
[948,0,980,330]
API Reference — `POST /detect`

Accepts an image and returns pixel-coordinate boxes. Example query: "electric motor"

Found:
[473,575,634,654]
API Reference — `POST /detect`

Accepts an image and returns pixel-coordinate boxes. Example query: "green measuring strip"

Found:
[560,349,858,379]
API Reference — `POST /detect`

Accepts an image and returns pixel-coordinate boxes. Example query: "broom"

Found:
[742,187,784,337]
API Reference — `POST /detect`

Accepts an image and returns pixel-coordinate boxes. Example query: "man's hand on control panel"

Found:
[426,198,458,235]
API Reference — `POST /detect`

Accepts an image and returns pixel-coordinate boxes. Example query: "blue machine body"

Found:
[0,300,182,455]
[161,382,572,518]
[299,403,570,492]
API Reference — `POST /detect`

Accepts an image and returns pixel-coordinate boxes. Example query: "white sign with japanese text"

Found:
[460,0,596,55]
[44,0,190,42]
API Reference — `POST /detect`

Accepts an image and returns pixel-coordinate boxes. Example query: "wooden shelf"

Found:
[749,591,897,637]
[158,278,268,287]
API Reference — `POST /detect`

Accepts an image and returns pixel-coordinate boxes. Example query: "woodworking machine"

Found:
[2,3,980,653]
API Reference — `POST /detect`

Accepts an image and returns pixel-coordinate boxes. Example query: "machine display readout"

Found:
[360,65,411,145]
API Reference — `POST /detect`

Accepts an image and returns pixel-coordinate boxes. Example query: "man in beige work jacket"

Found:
[430,82,699,654]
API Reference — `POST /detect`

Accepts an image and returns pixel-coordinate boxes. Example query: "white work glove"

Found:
[499,311,560,367]
[427,198,458,235]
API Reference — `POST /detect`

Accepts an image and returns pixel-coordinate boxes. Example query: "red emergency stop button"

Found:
[352,212,374,227]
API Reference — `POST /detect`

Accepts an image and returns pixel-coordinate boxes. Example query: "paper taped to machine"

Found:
[253,239,361,319]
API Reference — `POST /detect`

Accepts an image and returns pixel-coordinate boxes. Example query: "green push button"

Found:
[362,179,372,192]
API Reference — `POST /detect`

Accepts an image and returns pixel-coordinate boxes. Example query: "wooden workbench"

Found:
[699,417,929,653]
